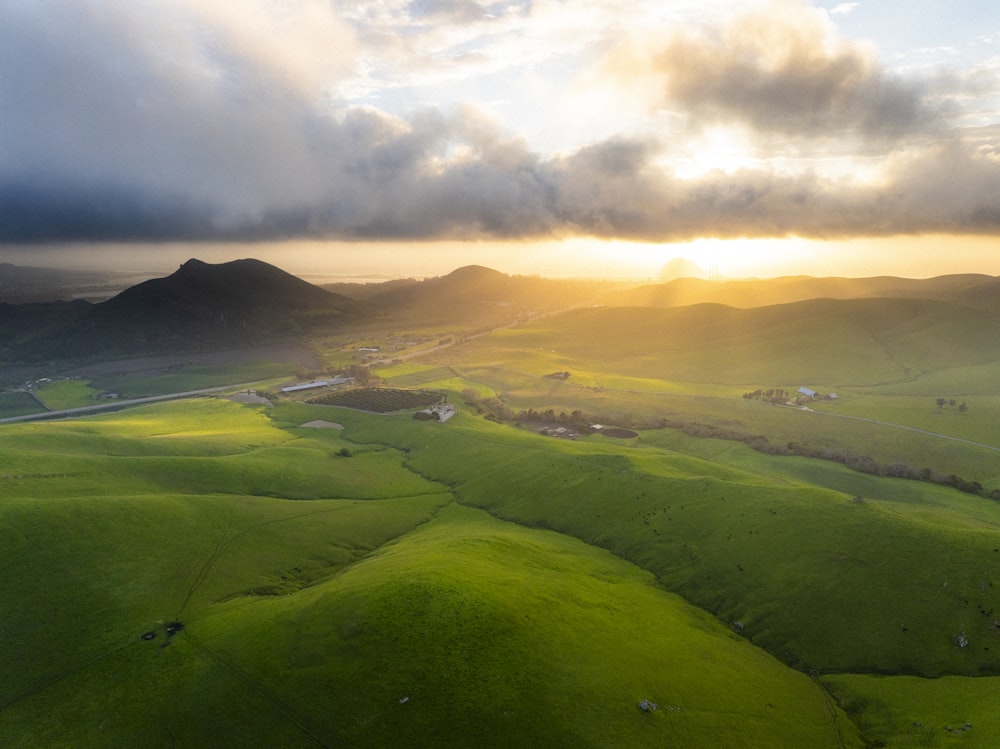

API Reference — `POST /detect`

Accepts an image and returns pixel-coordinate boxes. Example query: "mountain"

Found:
[0,258,360,362]
[332,265,617,329]
[603,273,999,310]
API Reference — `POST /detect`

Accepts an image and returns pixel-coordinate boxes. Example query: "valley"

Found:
[3,259,1000,747]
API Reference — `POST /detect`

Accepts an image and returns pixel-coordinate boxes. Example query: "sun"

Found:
[572,237,822,280]
[670,238,821,278]
[667,126,759,179]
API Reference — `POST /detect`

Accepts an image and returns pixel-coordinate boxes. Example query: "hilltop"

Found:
[327,265,618,328]
[604,273,1000,311]
[0,258,361,363]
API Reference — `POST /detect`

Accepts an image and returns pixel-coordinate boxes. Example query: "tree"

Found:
[959,401,968,413]
[345,364,379,387]
[936,398,946,409]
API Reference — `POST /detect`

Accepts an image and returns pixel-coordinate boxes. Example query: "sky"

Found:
[1,0,998,279]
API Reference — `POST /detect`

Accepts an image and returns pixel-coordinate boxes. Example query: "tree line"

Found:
[461,390,998,501]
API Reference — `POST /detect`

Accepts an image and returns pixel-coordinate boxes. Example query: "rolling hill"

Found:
[475,295,1000,386]
[6,260,1000,747]
[602,273,1000,311]
[328,265,615,328]
[0,399,861,748]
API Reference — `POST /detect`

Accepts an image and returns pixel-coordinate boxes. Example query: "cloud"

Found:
[599,0,934,141]
[0,0,359,227]
[0,0,998,247]
[830,3,861,15]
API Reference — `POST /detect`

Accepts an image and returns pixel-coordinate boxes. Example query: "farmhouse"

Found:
[797,387,817,398]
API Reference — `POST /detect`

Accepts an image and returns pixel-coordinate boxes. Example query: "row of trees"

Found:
[460,390,997,501]
[666,419,996,499]
[742,388,790,404]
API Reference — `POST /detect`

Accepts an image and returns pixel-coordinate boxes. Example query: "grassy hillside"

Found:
[9,262,1000,747]
[383,412,1000,677]
[5,396,1000,746]
[455,297,1000,387]
[822,673,1000,747]
[0,398,866,748]
[602,273,999,311]
[419,294,1000,488]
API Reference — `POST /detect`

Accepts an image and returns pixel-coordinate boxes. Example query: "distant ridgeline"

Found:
[0,259,360,362]
[0,260,608,366]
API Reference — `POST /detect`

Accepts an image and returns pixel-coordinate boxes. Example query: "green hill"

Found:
[0,399,861,747]
[478,296,1000,386]
[6,260,1000,748]
[603,273,1000,311]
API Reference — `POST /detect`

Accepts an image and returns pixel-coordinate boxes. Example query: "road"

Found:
[0,383,260,424]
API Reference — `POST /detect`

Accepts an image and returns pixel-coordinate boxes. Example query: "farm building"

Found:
[280,376,353,393]
[798,387,817,398]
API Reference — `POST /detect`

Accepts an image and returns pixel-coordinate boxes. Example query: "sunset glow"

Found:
[0,1,998,277]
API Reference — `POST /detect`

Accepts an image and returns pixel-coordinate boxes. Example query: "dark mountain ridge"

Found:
[4,260,1000,375]
[0,258,360,362]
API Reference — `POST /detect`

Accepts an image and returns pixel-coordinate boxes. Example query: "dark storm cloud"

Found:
[0,1,355,237]
[1,0,998,246]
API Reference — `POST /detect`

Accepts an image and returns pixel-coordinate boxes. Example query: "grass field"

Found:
[822,673,1000,747]
[422,343,1000,488]
[87,361,299,398]
[371,408,1000,678]
[32,379,101,409]
[1,398,868,748]
[7,288,1000,748]
[0,391,43,418]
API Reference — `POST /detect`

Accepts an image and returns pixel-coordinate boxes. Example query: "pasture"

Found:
[0,391,42,419]
[1,397,865,747]
[418,319,1000,488]
[7,289,1000,748]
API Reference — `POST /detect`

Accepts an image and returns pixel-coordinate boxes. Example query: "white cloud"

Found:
[830,3,860,15]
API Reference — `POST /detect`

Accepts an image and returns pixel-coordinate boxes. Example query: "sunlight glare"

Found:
[669,126,758,178]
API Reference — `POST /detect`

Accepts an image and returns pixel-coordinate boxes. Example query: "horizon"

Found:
[3,233,1000,283]
[1,1,998,279]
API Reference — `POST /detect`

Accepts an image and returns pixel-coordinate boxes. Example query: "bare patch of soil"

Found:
[300,420,345,429]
